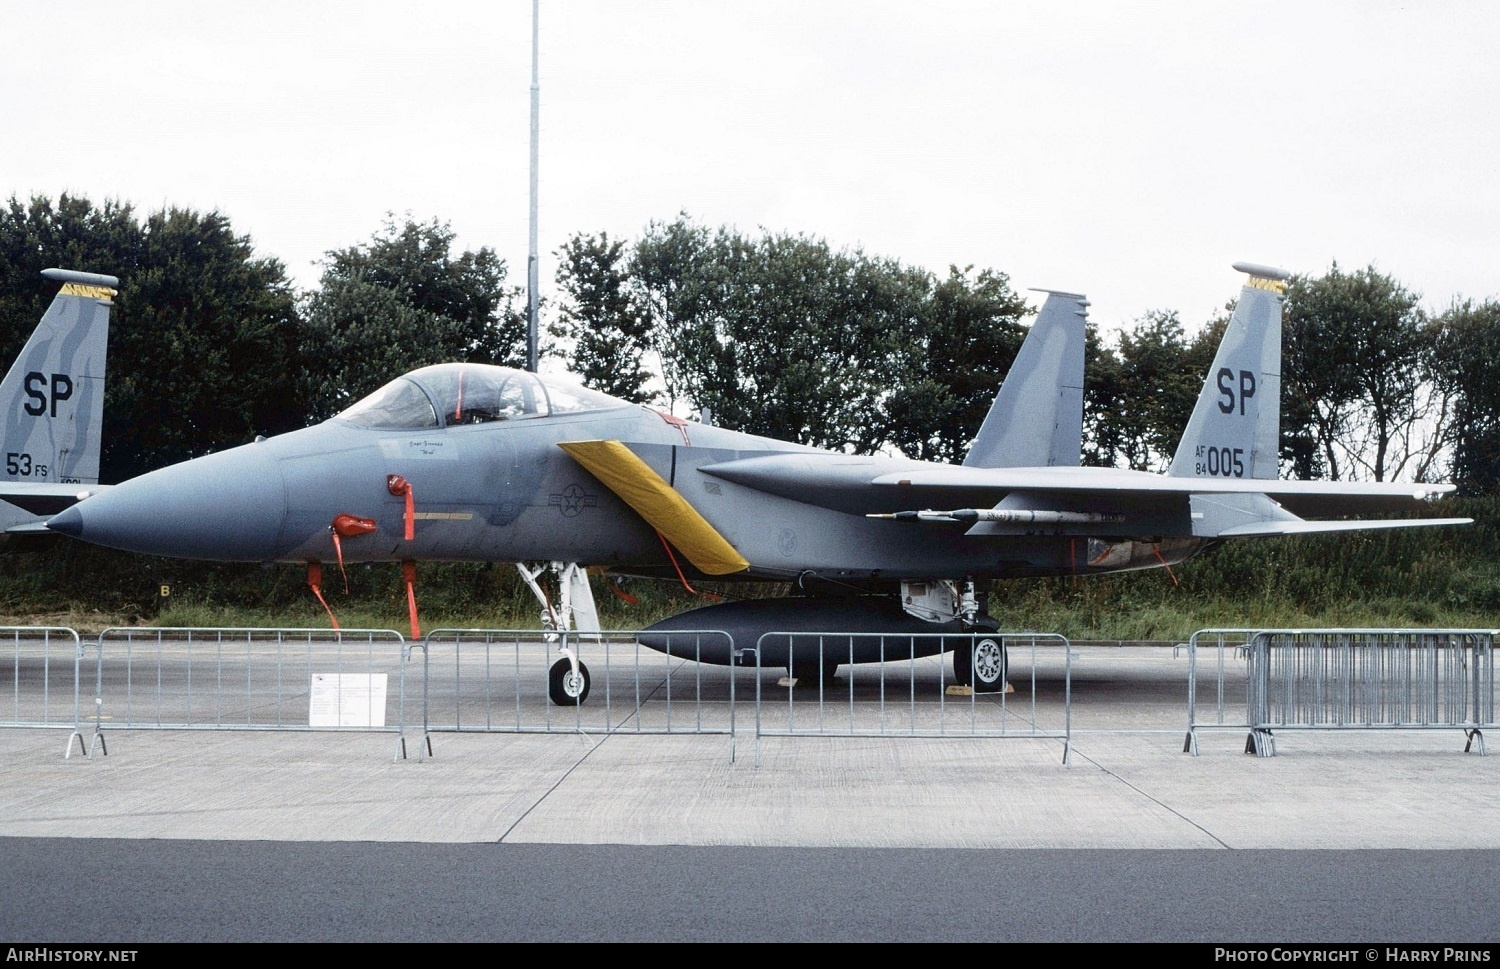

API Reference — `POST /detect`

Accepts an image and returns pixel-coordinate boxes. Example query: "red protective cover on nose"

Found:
[386,475,415,540]
[332,514,377,537]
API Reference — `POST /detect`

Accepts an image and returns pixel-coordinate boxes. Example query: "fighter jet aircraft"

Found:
[47,263,1467,702]
[0,268,114,542]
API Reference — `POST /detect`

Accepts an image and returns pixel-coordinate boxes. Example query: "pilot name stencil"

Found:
[378,438,455,460]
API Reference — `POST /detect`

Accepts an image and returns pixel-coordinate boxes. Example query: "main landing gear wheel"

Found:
[548,658,591,706]
[954,637,1007,693]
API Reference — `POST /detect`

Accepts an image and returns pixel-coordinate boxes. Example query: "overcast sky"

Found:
[6,1,1497,335]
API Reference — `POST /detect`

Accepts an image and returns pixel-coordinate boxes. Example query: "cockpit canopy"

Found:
[336,364,632,430]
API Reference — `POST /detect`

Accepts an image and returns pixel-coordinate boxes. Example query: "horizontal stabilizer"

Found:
[1215,517,1471,538]
[0,483,107,517]
[1189,492,1298,537]
[1185,491,1470,538]
[558,440,749,575]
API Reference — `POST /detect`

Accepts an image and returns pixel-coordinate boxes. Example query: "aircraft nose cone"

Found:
[46,505,84,538]
[48,443,288,560]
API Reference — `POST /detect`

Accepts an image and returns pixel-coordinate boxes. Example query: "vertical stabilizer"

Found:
[963,290,1087,468]
[1168,262,1288,480]
[0,269,116,485]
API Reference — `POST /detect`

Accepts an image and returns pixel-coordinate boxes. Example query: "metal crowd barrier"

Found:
[751,631,1073,764]
[1184,628,1496,757]
[414,628,740,758]
[84,627,409,758]
[0,626,86,755]
[2,625,1076,763]
[7,623,1489,765]
[1182,628,1258,754]
[1246,629,1494,756]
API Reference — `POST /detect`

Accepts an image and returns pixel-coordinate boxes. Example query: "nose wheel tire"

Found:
[953,637,1007,693]
[548,658,591,706]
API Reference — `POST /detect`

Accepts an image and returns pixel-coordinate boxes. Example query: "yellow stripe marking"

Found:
[412,511,474,521]
[1246,276,1288,294]
[59,282,116,300]
[558,439,749,575]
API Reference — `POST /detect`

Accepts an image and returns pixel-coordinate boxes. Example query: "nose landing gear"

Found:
[518,561,602,707]
[548,655,591,706]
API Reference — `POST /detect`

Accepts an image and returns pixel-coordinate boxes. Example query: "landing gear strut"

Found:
[952,577,1006,692]
[518,561,601,707]
[901,576,1007,693]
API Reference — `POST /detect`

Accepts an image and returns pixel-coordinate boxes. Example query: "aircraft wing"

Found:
[866,466,1468,537]
[868,464,1452,501]
[696,451,1467,538]
[700,451,1453,506]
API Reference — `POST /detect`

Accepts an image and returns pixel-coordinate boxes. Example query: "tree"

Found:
[1282,264,1443,482]
[552,232,653,402]
[1431,298,1500,494]
[0,194,304,482]
[627,215,732,415]
[628,216,1032,456]
[301,217,523,419]
[597,216,1035,459]
[883,266,1029,463]
[1082,310,1223,472]
[1108,311,1198,471]
[631,216,923,453]
[117,207,304,477]
[0,194,139,360]
[1081,322,1125,468]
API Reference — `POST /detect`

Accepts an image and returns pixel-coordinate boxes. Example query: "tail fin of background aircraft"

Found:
[1167,262,1289,481]
[963,289,1087,469]
[0,269,116,485]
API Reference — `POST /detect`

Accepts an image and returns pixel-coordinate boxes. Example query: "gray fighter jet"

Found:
[0,268,114,541]
[48,264,1467,701]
